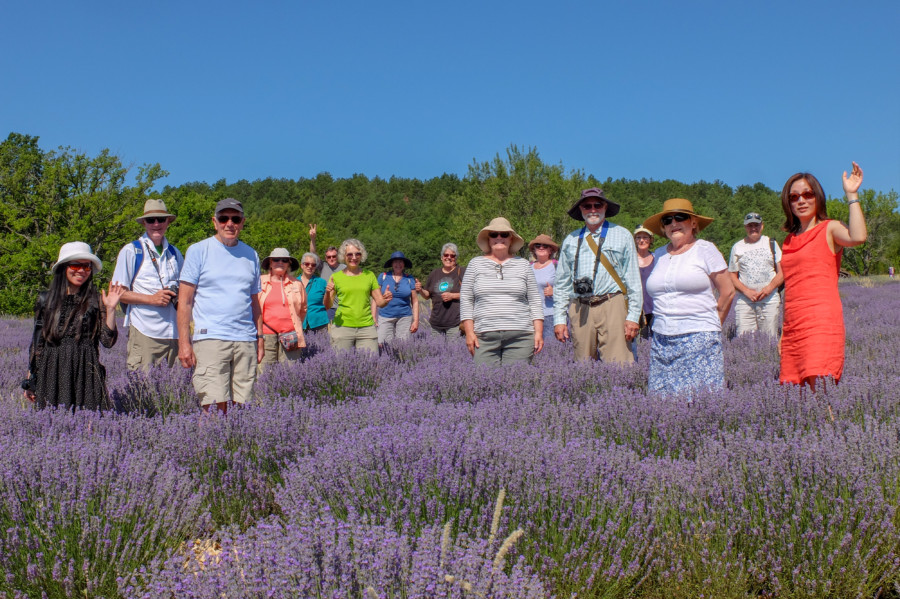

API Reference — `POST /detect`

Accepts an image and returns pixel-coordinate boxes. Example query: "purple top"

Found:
[639,256,655,314]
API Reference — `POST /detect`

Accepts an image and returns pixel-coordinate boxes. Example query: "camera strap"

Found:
[573,223,607,290]
[142,240,168,289]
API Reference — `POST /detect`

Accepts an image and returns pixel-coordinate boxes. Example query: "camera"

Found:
[167,283,179,309]
[573,277,593,296]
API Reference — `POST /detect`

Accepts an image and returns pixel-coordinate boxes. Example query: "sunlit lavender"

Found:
[1,280,899,598]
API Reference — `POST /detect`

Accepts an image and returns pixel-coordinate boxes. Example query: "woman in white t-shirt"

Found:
[642,199,735,396]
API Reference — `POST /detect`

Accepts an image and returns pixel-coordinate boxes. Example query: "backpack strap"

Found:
[130,240,145,290]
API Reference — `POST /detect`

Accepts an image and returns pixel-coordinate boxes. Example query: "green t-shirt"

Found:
[333,269,379,328]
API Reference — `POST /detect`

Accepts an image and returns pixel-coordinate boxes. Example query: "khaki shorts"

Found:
[126,325,179,371]
[329,324,378,353]
[192,339,258,406]
[258,334,303,371]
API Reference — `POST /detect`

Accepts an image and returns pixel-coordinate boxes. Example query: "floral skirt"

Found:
[648,330,724,396]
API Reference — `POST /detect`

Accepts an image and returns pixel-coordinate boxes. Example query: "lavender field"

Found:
[1,280,899,598]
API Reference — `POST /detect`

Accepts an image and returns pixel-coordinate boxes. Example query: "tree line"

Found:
[2,133,898,316]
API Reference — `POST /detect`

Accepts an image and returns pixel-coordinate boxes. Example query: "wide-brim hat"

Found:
[567,187,621,220]
[476,217,525,253]
[528,234,559,254]
[52,241,102,273]
[261,248,299,271]
[136,199,176,224]
[642,198,714,237]
[383,251,412,269]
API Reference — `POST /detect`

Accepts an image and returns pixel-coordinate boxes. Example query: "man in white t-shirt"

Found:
[177,198,263,414]
[112,199,183,370]
[728,212,784,336]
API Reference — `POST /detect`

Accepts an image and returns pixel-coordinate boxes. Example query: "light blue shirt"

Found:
[180,236,261,342]
[552,221,642,326]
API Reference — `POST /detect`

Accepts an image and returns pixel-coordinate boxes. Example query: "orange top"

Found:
[778,220,844,384]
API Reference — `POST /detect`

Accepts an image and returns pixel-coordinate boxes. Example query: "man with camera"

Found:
[112,199,184,370]
[552,188,642,363]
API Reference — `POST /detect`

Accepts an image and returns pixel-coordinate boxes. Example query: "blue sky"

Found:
[2,0,898,200]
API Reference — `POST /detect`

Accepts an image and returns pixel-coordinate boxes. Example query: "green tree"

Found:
[827,189,900,275]
[0,133,167,314]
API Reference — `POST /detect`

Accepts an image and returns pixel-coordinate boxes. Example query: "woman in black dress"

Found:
[23,242,125,410]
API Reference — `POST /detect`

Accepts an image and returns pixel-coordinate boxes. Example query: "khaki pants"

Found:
[330,324,378,353]
[192,339,258,406]
[259,334,303,371]
[568,294,634,364]
[473,330,534,366]
[126,325,179,371]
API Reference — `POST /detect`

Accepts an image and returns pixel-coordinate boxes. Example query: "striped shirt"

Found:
[552,221,643,326]
[459,256,544,333]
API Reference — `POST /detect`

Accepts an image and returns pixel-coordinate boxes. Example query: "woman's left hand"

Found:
[534,332,544,354]
[842,161,863,196]
[409,320,418,334]
[102,282,126,310]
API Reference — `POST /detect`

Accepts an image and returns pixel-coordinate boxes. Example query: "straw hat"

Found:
[136,199,176,223]
[642,198,714,237]
[528,234,559,254]
[476,217,525,253]
[261,248,299,271]
[52,241,102,273]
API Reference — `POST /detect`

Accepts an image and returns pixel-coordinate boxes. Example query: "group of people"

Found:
[23,162,867,411]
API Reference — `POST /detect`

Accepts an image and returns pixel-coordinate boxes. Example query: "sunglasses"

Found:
[494,263,503,280]
[143,217,168,225]
[67,262,93,272]
[661,213,692,226]
[325,254,338,259]
[216,215,245,224]
[442,253,457,259]
[532,243,551,250]
[346,252,362,258]
[270,258,290,264]
[580,202,605,210]
[488,232,510,239]
[744,213,762,221]
[301,262,317,268]
[788,190,816,203]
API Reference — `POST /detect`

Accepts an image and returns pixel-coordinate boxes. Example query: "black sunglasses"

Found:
[660,213,691,226]
[489,232,510,239]
[142,217,168,225]
[216,215,244,224]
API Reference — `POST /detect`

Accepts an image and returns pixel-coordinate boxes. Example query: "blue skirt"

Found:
[648,330,724,396]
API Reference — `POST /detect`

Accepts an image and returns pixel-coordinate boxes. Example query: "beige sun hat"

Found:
[476,217,525,253]
[136,199,176,224]
[52,241,102,273]
[642,198,714,237]
[261,248,300,271]
[632,226,654,238]
[528,234,560,254]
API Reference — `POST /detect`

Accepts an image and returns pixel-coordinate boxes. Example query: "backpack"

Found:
[130,240,181,289]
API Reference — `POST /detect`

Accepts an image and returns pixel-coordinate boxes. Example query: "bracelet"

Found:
[847,199,860,205]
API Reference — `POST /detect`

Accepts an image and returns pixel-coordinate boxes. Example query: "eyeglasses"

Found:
[67,262,93,272]
[634,236,651,242]
[580,202,605,210]
[270,258,290,264]
[143,217,168,225]
[788,190,816,203]
[442,253,457,259]
[346,252,362,258]
[301,262,317,268]
[216,215,244,224]
[660,213,692,226]
[488,232,510,239]
[494,263,503,280]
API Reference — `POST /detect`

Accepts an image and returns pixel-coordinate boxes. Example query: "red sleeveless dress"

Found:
[779,220,844,384]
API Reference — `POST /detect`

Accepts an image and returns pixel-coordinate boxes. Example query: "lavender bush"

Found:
[0,280,898,597]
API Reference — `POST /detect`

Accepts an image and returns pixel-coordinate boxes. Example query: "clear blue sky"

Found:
[2,0,898,200]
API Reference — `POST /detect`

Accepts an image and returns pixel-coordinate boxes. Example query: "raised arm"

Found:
[829,162,867,248]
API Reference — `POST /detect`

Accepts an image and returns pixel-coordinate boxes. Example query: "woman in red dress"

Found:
[778,162,867,390]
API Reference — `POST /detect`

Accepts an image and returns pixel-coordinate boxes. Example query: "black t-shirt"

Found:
[424,266,465,328]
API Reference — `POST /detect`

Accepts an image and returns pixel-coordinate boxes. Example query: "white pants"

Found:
[735,292,781,336]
